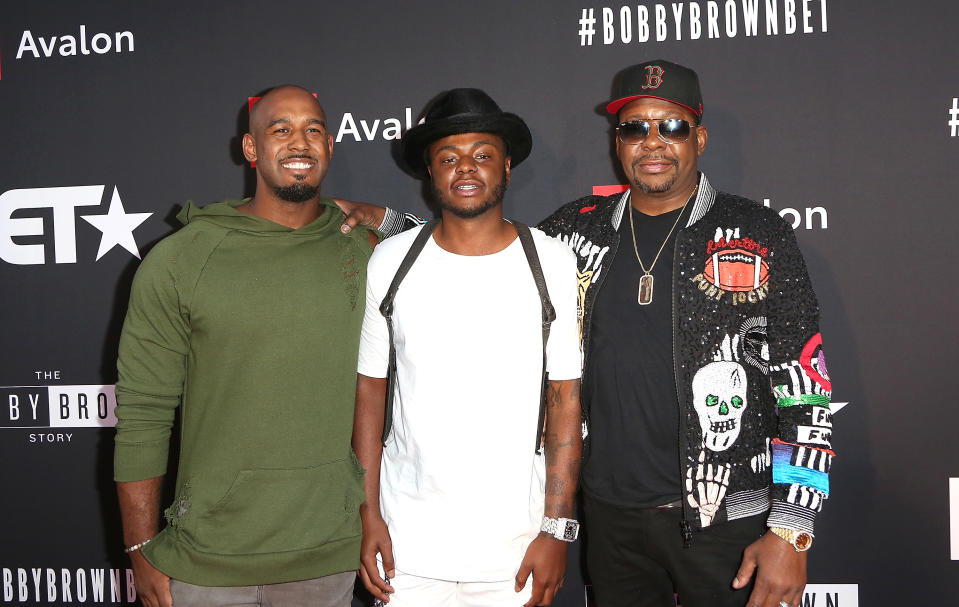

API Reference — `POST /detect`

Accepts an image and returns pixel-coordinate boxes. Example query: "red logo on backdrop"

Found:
[641,66,665,90]
[592,185,628,196]
[246,93,318,167]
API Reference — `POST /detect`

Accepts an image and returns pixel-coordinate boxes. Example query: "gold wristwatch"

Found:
[768,527,814,552]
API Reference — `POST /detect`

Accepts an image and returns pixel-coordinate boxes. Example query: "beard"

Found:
[632,174,676,194]
[431,173,508,219]
[273,182,319,203]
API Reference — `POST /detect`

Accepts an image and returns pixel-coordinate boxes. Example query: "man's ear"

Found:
[695,123,708,157]
[504,157,511,186]
[242,133,256,164]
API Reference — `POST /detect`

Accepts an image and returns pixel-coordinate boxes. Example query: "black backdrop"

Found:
[2,1,958,604]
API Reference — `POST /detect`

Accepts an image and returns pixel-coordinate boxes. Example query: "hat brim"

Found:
[401,113,532,178]
[606,94,702,118]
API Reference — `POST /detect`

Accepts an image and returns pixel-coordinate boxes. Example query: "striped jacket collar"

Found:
[611,172,717,230]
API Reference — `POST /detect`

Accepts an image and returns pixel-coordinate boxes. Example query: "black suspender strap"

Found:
[378,219,439,445]
[377,220,555,454]
[514,222,556,454]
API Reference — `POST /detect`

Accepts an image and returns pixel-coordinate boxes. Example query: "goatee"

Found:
[274,183,319,203]
[632,175,677,194]
[631,157,677,194]
[431,178,508,219]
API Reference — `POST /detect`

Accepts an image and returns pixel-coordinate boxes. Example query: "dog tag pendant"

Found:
[638,273,654,305]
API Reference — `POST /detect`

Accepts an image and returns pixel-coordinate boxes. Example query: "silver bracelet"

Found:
[124,537,154,554]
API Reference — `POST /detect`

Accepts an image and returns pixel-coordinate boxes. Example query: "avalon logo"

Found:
[2,25,135,81]
[16,25,134,59]
[0,185,152,265]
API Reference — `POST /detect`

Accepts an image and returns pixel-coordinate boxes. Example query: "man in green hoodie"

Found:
[114,85,378,607]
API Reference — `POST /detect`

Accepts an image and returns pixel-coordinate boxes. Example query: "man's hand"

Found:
[732,531,807,607]
[129,551,171,607]
[332,198,386,234]
[515,534,568,607]
[357,508,395,603]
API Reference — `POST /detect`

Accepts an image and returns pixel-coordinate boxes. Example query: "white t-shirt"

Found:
[357,224,581,582]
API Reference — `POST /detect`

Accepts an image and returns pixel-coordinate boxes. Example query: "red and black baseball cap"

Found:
[605,59,703,120]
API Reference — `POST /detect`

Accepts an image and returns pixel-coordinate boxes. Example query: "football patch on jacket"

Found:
[690,227,771,306]
[704,226,769,291]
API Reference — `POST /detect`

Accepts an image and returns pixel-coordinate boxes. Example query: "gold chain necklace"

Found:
[627,184,698,305]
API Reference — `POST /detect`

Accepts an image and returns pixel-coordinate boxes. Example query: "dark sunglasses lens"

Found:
[618,122,650,144]
[659,119,691,143]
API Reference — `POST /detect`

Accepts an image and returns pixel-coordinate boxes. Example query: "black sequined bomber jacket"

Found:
[538,174,834,536]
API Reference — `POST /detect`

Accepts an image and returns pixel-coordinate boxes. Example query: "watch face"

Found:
[795,533,812,551]
[562,521,579,541]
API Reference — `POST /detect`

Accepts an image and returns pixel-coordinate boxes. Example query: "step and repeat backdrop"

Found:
[2,1,957,604]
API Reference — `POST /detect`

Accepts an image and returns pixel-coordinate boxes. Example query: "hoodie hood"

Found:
[176,198,343,235]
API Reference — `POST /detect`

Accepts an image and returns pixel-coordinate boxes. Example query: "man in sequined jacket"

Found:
[537,60,834,607]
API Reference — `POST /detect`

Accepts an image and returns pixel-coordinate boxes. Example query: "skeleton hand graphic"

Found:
[750,437,771,473]
[686,450,731,527]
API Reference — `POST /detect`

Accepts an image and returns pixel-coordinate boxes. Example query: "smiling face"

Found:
[616,97,707,197]
[242,86,333,203]
[426,132,510,219]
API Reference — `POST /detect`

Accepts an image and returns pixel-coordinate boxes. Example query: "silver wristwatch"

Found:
[541,516,580,542]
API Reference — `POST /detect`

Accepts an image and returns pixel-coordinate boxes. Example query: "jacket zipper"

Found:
[580,230,619,425]
[673,227,694,548]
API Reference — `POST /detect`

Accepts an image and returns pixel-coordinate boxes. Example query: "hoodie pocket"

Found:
[193,457,364,555]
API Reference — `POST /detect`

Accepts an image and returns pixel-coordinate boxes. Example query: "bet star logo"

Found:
[0,185,152,265]
[80,188,152,260]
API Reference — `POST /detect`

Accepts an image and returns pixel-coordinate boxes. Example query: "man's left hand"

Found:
[332,198,386,234]
[732,531,807,607]
[515,534,568,607]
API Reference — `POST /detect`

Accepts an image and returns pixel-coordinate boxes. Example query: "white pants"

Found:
[384,569,534,607]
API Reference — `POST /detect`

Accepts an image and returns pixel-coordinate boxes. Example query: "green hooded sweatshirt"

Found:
[114,199,371,586]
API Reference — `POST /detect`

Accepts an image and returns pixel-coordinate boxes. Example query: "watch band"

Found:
[541,516,580,542]
[769,526,814,552]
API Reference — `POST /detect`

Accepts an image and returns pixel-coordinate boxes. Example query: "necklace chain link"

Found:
[627,184,698,305]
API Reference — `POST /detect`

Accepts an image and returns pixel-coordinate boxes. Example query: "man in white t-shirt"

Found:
[353,88,583,607]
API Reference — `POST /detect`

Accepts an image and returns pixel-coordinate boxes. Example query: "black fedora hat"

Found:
[402,88,532,178]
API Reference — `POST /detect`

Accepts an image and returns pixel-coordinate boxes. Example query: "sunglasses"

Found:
[616,119,697,145]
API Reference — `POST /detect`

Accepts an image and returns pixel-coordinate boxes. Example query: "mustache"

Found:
[280,154,316,162]
[633,154,678,167]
